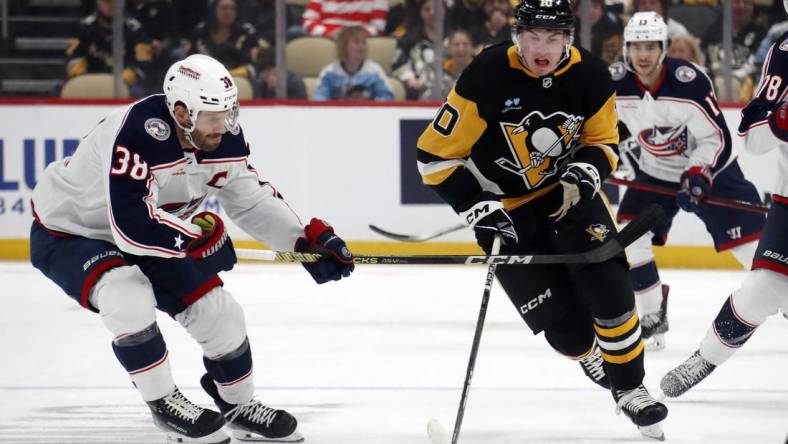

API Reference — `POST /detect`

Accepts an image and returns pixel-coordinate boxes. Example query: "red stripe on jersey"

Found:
[752,259,788,276]
[181,275,223,306]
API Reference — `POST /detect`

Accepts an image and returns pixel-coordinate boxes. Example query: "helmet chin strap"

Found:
[172,109,205,151]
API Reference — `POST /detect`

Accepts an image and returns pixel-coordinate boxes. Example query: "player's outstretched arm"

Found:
[294,218,354,284]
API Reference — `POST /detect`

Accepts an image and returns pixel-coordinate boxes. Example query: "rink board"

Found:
[0,100,774,268]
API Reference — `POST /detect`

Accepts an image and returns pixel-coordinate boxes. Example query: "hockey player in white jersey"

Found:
[29,54,354,443]
[660,0,788,397]
[611,12,766,350]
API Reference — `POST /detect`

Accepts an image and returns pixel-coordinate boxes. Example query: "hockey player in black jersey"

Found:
[417,0,667,439]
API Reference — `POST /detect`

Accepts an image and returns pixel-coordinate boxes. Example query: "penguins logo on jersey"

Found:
[637,124,688,157]
[497,111,582,189]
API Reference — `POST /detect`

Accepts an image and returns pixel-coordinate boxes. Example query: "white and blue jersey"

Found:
[611,57,733,183]
[612,58,764,250]
[739,30,788,275]
[32,94,303,257]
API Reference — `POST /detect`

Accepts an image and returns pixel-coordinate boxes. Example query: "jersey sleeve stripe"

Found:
[420,163,462,186]
[150,157,187,171]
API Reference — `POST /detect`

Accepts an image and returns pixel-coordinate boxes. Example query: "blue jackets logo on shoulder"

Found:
[144,118,171,141]
[675,66,696,83]
[780,39,788,51]
[609,62,626,81]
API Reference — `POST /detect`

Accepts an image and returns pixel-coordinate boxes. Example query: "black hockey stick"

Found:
[236,204,663,265]
[427,235,502,444]
[607,177,769,214]
[368,223,466,242]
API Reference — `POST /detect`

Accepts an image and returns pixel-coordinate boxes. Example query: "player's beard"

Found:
[191,130,223,152]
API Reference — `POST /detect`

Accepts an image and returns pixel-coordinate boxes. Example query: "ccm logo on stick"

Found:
[465,255,534,264]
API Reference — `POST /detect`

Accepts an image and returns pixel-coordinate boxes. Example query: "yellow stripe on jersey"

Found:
[577,93,619,170]
[594,312,639,337]
[601,340,644,364]
[422,164,461,186]
[417,88,487,184]
[507,46,582,78]
[579,93,619,146]
[501,182,561,211]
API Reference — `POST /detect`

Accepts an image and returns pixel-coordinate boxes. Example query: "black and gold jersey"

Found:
[417,42,619,212]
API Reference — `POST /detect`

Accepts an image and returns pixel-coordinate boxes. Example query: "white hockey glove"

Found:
[550,162,601,222]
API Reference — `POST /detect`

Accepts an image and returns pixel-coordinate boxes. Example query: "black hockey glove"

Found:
[295,218,354,284]
[186,211,237,274]
[550,162,601,223]
[676,165,712,213]
[458,192,518,254]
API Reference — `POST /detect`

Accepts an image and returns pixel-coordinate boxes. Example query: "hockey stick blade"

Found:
[237,205,664,265]
[427,418,451,444]
[368,223,466,242]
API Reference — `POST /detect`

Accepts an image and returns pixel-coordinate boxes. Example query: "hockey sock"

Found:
[111,323,174,402]
[630,261,662,315]
[699,295,759,365]
[544,307,596,357]
[203,337,254,406]
[593,308,644,390]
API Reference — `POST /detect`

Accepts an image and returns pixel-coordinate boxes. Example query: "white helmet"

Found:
[623,11,669,69]
[785,0,787,15]
[163,54,239,148]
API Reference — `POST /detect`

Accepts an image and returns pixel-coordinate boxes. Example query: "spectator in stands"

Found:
[66,0,153,96]
[242,0,306,45]
[314,26,394,100]
[254,48,308,99]
[574,0,624,64]
[469,0,513,49]
[302,0,388,38]
[446,0,486,37]
[702,0,768,102]
[188,0,266,80]
[668,33,705,69]
[633,0,689,38]
[128,0,180,88]
[391,0,442,99]
[172,0,208,38]
[421,29,474,99]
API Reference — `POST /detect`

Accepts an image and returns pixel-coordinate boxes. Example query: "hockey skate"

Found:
[613,384,668,441]
[659,350,717,398]
[200,373,303,443]
[146,387,229,444]
[578,342,610,389]
[641,285,669,351]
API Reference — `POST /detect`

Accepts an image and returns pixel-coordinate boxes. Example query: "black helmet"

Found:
[513,0,576,32]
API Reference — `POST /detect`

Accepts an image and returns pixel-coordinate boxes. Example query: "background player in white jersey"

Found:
[660,0,788,397]
[611,12,766,350]
[29,54,354,443]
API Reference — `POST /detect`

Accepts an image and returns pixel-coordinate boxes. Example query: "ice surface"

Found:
[0,263,785,443]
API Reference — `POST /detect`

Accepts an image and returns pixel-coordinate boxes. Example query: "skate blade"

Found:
[232,429,304,443]
[165,429,230,444]
[645,334,666,351]
[638,423,665,441]
[427,418,451,444]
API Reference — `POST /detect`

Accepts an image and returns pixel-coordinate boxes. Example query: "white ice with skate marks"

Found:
[0,263,786,443]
